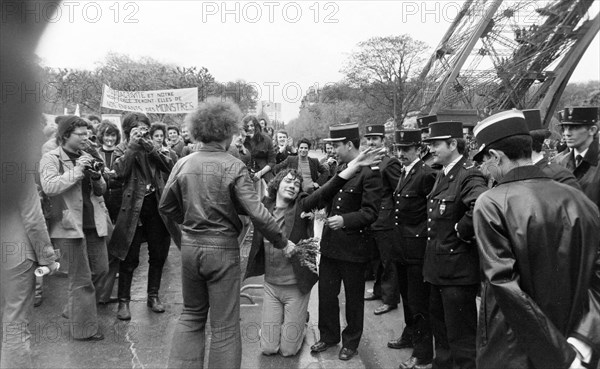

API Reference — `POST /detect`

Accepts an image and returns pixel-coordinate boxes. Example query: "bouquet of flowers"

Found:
[290,237,320,294]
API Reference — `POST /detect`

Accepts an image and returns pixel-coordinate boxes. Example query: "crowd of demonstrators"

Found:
[273,138,329,194]
[275,129,297,164]
[109,113,176,320]
[243,115,276,198]
[4,101,600,369]
[362,124,404,319]
[309,123,383,361]
[39,115,111,340]
[159,99,296,369]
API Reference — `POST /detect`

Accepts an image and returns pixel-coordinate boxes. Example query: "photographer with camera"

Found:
[38,115,110,341]
[109,113,176,320]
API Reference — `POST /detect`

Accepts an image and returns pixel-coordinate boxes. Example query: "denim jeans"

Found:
[53,231,108,339]
[1,259,36,368]
[167,239,242,369]
[260,281,310,357]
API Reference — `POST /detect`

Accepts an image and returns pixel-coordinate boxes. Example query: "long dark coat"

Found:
[473,166,600,369]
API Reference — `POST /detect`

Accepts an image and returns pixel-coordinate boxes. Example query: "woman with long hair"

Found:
[245,148,383,357]
[243,116,275,198]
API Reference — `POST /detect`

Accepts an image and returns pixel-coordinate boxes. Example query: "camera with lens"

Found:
[85,159,105,173]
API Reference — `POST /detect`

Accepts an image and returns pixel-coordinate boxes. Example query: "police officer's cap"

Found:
[557,106,599,126]
[395,130,421,146]
[323,123,360,142]
[422,121,463,141]
[472,110,529,162]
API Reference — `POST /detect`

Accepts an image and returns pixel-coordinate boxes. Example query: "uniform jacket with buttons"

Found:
[553,138,600,210]
[474,166,600,369]
[370,154,403,232]
[310,164,382,263]
[393,160,436,263]
[423,156,487,285]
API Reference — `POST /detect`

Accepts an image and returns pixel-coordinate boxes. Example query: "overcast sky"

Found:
[36,0,600,122]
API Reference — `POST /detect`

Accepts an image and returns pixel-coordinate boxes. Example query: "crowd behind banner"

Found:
[1,101,599,369]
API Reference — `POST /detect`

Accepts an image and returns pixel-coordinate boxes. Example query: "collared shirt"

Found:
[574,147,589,159]
[443,155,463,176]
[403,157,420,176]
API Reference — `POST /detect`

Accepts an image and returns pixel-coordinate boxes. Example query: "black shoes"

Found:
[374,304,398,315]
[310,341,334,353]
[117,300,131,321]
[147,296,165,313]
[338,347,357,361]
[388,336,413,349]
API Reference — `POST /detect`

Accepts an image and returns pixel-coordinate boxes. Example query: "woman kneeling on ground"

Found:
[244,147,383,356]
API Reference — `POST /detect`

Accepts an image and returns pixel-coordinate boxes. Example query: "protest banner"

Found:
[101,85,198,114]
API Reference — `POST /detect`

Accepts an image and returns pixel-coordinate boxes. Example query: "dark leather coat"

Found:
[159,143,288,249]
[310,165,382,263]
[392,160,436,263]
[245,176,348,294]
[108,142,175,260]
[473,166,600,369]
[371,155,403,231]
[554,139,600,210]
[423,157,487,285]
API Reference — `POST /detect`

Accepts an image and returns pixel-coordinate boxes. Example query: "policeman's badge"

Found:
[439,199,446,215]
[368,126,372,132]
[400,131,404,139]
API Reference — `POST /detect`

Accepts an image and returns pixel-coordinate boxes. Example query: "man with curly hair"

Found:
[160,99,295,369]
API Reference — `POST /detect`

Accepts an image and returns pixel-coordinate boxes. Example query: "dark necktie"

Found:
[575,154,583,168]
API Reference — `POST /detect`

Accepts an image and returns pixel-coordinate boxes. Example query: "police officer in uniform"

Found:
[553,106,600,210]
[422,121,487,369]
[416,115,441,171]
[363,123,404,316]
[310,123,383,361]
[522,109,580,189]
[389,129,437,369]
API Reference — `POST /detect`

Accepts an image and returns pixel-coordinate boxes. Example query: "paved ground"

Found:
[27,239,412,369]
[15,151,417,368]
